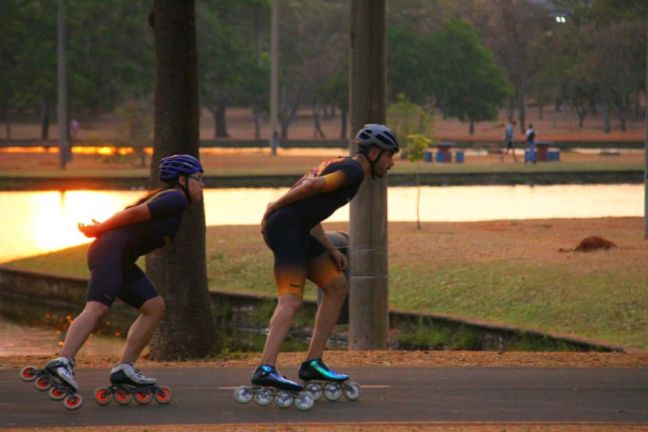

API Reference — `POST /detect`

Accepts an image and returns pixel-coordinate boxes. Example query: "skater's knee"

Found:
[83,301,110,318]
[140,296,165,320]
[277,293,303,315]
[320,275,347,300]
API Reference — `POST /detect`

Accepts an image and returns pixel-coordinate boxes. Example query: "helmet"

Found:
[159,154,203,182]
[355,124,399,154]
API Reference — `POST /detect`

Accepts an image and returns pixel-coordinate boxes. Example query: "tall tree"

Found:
[147,0,216,360]
[428,19,512,134]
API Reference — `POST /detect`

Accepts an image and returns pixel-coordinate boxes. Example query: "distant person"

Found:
[250,124,399,397]
[525,124,536,164]
[41,154,204,393]
[500,119,518,162]
[70,118,80,140]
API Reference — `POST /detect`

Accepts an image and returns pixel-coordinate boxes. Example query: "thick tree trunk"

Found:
[468,120,475,135]
[312,104,326,138]
[148,0,216,360]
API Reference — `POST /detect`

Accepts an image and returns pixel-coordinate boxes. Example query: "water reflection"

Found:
[0,184,642,263]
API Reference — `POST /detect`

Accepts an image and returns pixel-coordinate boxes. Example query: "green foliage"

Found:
[387,94,434,160]
[429,19,512,128]
[113,98,153,166]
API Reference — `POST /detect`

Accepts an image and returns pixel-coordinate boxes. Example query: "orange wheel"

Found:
[115,388,132,405]
[19,366,38,382]
[94,387,113,406]
[134,389,153,405]
[48,387,66,401]
[34,376,51,391]
[63,394,83,410]
[154,386,173,404]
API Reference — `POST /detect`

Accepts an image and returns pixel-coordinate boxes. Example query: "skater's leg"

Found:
[119,296,165,364]
[260,293,303,366]
[306,274,347,361]
[60,301,109,359]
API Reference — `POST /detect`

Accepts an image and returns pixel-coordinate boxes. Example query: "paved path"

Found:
[3,367,648,427]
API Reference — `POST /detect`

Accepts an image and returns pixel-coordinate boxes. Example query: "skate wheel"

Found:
[274,390,293,408]
[19,366,38,382]
[344,381,361,401]
[115,388,132,405]
[324,382,342,401]
[233,386,253,404]
[305,382,322,401]
[48,386,66,401]
[154,386,173,404]
[135,389,153,405]
[254,388,273,406]
[63,394,83,410]
[34,376,52,391]
[94,387,113,406]
[294,391,314,411]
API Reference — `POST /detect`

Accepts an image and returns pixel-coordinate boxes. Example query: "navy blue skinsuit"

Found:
[86,189,188,308]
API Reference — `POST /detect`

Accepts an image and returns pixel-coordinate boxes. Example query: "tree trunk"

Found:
[214,100,229,138]
[313,104,326,138]
[349,0,388,350]
[517,93,526,136]
[603,99,611,133]
[40,100,50,142]
[148,0,216,360]
[340,107,348,139]
[468,120,475,135]
[252,101,262,140]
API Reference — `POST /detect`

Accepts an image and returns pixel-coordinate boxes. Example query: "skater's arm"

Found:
[311,224,347,271]
[261,177,326,232]
[78,204,151,238]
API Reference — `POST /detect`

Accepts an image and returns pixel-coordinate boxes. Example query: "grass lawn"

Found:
[4,217,647,350]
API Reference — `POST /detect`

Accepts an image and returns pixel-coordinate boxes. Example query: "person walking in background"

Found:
[251,124,399,393]
[42,154,204,393]
[500,119,517,162]
[525,124,537,164]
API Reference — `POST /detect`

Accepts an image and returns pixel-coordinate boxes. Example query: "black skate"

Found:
[233,364,314,410]
[19,358,83,410]
[94,363,172,406]
[299,359,361,402]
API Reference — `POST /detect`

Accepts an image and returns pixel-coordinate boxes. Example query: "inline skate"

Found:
[19,357,83,410]
[299,359,360,402]
[233,364,314,410]
[94,362,172,406]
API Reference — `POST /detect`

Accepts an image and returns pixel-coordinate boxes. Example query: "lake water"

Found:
[0,184,642,263]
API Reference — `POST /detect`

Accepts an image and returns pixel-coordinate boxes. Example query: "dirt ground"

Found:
[4,105,646,142]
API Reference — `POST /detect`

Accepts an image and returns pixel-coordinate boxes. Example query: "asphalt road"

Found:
[2,367,648,427]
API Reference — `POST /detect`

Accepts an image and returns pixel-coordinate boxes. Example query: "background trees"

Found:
[1,0,645,140]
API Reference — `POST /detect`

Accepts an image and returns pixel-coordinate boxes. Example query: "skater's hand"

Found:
[78,219,101,238]
[261,202,277,234]
[328,248,347,271]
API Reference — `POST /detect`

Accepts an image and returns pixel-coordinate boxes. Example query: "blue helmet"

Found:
[159,154,203,182]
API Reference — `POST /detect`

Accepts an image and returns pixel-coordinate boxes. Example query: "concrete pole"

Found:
[57,0,69,169]
[269,0,279,156]
[644,10,648,239]
[348,0,388,349]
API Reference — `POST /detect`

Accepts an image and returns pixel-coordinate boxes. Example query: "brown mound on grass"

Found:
[575,236,617,252]
[560,235,617,252]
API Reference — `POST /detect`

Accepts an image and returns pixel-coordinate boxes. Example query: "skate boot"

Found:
[93,363,173,406]
[19,357,83,410]
[299,358,361,402]
[233,365,314,410]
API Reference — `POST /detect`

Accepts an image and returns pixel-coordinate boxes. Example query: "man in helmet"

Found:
[251,124,399,392]
[41,154,204,396]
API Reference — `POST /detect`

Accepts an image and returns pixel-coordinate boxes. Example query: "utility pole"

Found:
[269,0,279,155]
[644,9,648,239]
[57,0,70,169]
[348,0,388,349]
